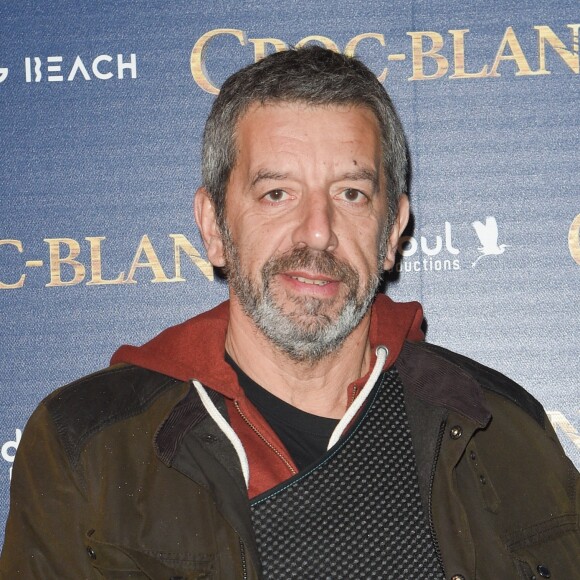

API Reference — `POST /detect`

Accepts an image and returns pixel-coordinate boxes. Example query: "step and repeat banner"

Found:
[1,1,578,547]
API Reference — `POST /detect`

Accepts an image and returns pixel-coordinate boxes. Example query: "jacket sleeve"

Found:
[0,402,94,578]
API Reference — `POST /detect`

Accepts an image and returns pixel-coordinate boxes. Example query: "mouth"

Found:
[279,271,341,297]
[290,275,331,286]
[261,247,359,300]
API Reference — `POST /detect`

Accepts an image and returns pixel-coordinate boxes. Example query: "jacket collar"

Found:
[397,341,491,427]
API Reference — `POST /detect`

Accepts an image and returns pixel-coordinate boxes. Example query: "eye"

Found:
[337,188,368,203]
[262,189,289,203]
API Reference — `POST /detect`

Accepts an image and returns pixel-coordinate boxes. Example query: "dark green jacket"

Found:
[1,341,579,578]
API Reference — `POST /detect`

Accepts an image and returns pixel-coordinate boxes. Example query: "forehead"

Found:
[237,100,380,136]
[233,101,382,172]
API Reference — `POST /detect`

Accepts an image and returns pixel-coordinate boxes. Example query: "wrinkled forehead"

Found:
[232,100,385,167]
[234,101,382,166]
[235,98,382,131]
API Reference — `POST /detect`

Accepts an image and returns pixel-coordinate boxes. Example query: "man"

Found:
[1,46,578,579]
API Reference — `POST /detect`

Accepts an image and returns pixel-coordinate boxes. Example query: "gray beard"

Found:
[221,229,386,363]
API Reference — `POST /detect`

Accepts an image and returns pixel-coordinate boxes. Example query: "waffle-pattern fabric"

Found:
[250,368,444,579]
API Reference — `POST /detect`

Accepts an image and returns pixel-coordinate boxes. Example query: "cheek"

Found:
[231,234,272,278]
[348,224,384,266]
[238,221,290,260]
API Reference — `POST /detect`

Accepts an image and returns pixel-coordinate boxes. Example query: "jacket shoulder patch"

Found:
[416,342,545,428]
[44,365,179,466]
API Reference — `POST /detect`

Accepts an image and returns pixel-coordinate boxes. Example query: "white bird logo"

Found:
[471,216,509,267]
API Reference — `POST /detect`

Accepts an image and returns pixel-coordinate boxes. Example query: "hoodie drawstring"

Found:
[326,345,388,450]
[191,379,250,488]
[191,344,388,490]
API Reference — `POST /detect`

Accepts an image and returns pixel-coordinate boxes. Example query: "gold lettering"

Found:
[191,28,248,95]
[295,35,340,52]
[569,213,580,265]
[448,29,489,79]
[535,25,579,75]
[44,238,85,287]
[169,234,214,282]
[125,235,171,283]
[0,240,25,289]
[85,237,126,285]
[488,26,542,77]
[248,37,288,62]
[344,33,388,82]
[407,31,448,80]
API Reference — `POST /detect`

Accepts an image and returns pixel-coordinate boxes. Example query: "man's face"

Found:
[203,102,402,361]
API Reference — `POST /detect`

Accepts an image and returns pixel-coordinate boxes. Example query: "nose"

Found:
[291,191,339,252]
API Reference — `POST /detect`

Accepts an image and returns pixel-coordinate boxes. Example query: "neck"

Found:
[225,297,373,419]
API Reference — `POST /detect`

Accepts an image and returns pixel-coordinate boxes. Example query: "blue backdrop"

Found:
[1,0,578,548]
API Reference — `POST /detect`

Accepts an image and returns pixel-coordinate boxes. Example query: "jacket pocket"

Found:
[86,537,213,579]
[505,514,580,579]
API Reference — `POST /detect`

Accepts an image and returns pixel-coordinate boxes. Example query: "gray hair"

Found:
[201,45,408,230]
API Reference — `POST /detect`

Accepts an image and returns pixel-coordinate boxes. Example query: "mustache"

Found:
[261,247,359,287]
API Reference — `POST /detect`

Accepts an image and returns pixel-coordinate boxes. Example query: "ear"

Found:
[383,194,410,270]
[194,187,226,268]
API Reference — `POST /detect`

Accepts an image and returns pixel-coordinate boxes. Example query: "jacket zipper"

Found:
[348,384,358,406]
[234,400,297,476]
[239,537,248,580]
[428,419,447,576]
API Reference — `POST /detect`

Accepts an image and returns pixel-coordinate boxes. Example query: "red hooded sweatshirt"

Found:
[111,294,424,497]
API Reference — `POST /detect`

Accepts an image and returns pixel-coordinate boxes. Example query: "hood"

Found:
[111,294,424,400]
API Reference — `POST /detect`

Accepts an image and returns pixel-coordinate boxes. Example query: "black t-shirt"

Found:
[226,354,339,471]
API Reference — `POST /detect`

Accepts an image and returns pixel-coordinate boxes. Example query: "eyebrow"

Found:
[250,170,289,189]
[249,167,380,191]
[341,168,380,192]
